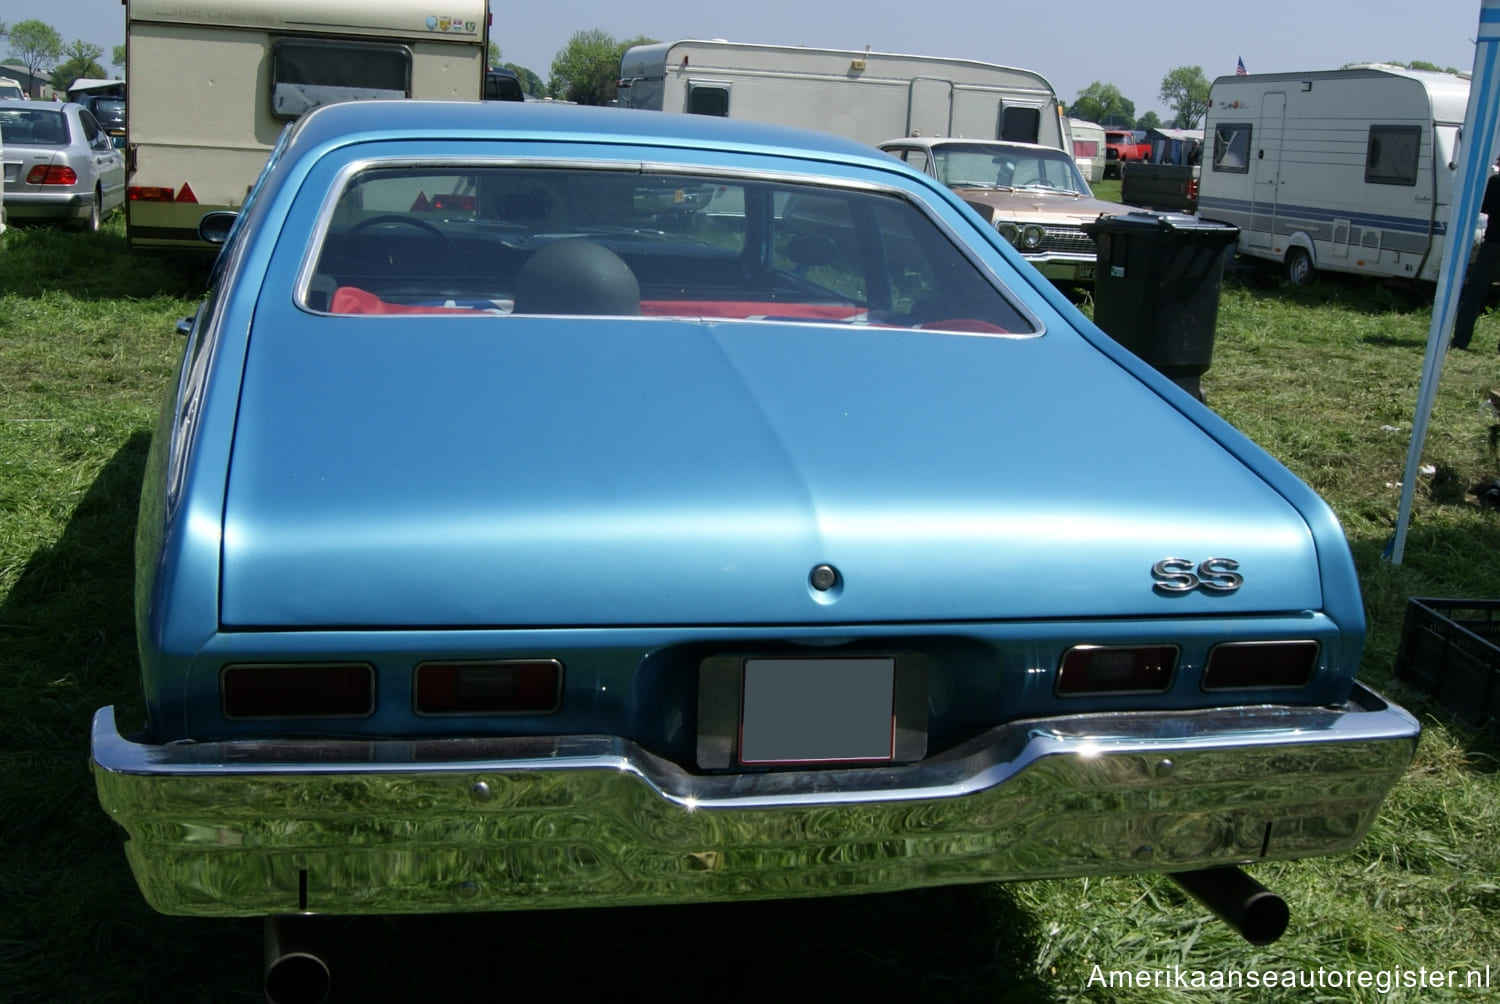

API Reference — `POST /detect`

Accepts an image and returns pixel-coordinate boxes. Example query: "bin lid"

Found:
[1083,209,1237,238]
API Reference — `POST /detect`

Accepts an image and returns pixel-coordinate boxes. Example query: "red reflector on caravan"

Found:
[415,660,563,714]
[176,183,198,204]
[431,194,476,211]
[1056,645,1177,695]
[128,186,176,202]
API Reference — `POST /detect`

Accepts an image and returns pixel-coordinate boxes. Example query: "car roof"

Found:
[0,100,79,111]
[287,99,905,172]
[878,136,1062,154]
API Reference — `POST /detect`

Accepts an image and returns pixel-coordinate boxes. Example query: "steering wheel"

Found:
[345,214,468,274]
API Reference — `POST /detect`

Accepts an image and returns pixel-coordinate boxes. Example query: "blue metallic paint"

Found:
[97,100,1407,919]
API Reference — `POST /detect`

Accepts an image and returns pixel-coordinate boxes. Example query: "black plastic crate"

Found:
[1394,598,1500,731]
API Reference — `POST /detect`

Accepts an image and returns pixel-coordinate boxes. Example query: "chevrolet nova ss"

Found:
[92,100,1417,983]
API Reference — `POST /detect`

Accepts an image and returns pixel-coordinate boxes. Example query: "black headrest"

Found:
[513,240,641,316]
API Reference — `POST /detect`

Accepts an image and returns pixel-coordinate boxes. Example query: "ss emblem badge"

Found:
[1152,557,1244,594]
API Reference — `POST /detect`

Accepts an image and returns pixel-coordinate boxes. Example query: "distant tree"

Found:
[503,63,545,97]
[1159,65,1211,129]
[1069,81,1135,129]
[112,43,126,73]
[488,41,501,66]
[617,35,658,56]
[549,29,622,104]
[6,19,63,86]
[52,39,106,89]
[1136,110,1163,132]
[1390,59,1465,74]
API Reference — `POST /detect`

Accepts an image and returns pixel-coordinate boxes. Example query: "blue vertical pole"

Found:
[1390,0,1500,564]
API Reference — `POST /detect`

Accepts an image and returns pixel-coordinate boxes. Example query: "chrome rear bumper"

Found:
[91,683,1419,917]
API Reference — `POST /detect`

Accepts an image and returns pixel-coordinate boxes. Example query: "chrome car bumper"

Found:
[92,684,1418,917]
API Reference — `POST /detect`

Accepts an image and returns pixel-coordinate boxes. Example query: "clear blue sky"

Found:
[12,0,1489,118]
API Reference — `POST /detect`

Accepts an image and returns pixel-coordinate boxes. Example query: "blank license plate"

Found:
[738,657,895,764]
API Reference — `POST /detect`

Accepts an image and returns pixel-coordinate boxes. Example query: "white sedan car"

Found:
[0,100,126,230]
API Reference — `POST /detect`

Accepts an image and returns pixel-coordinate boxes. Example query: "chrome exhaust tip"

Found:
[263,914,330,1004]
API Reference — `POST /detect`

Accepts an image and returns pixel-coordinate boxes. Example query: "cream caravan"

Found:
[1066,117,1107,184]
[124,0,487,252]
[1196,66,1472,284]
[617,40,1067,151]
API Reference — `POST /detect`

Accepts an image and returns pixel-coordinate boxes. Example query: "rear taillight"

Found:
[1202,641,1319,691]
[414,660,563,714]
[26,165,77,186]
[1188,178,1200,200]
[1056,645,1177,695]
[221,663,375,718]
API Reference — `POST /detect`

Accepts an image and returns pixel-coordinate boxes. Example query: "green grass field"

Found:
[2,213,1497,1002]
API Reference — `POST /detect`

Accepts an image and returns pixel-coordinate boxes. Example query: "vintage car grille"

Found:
[1018,226,1097,257]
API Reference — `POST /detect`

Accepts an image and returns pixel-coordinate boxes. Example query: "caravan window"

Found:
[1213,124,1251,173]
[1365,125,1421,187]
[686,83,730,117]
[269,39,412,121]
[999,106,1041,144]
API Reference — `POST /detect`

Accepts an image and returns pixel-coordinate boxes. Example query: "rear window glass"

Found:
[303,165,1038,335]
[89,98,126,119]
[0,109,69,146]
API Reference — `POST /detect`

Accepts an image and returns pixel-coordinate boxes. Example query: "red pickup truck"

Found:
[1103,130,1150,179]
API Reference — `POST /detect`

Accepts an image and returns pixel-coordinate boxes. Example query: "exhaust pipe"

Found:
[1169,867,1289,945]
[263,914,330,1004]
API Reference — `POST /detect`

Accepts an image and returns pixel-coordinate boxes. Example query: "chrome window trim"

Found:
[291,154,1045,338]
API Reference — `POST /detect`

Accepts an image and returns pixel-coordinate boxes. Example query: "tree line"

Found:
[1,20,122,93]
[1071,60,1467,132]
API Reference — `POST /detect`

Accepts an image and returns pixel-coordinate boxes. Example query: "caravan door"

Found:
[1248,91,1286,250]
[907,77,953,137]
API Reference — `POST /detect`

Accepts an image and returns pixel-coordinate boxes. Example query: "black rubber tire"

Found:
[1284,246,1314,285]
[77,189,103,232]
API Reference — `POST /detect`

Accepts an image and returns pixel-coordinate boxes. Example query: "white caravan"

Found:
[124,0,488,252]
[1196,65,1472,284]
[617,40,1067,151]
[1066,117,1107,183]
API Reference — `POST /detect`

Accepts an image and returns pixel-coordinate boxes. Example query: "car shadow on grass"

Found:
[319,885,1055,1003]
[0,216,211,300]
[0,433,1057,1002]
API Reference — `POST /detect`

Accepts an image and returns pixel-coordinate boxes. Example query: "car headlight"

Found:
[995,221,1021,244]
[1020,224,1047,249]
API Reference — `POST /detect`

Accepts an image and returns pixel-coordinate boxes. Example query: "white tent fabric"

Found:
[1389,0,1500,564]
